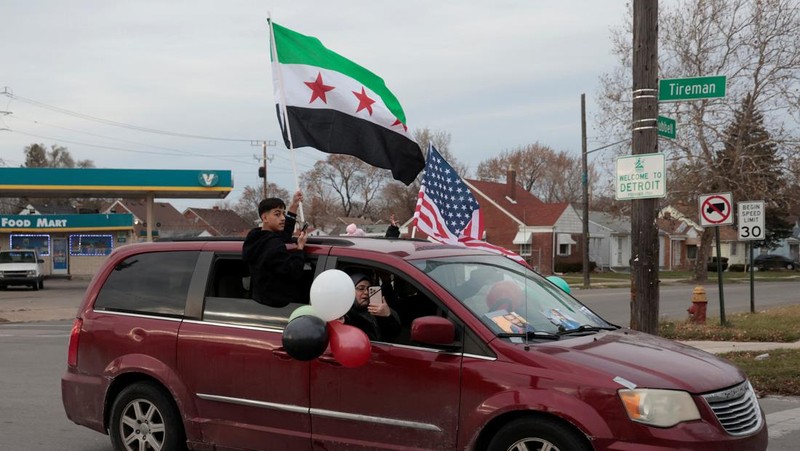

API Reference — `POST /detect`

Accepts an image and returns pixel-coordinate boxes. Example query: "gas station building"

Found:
[0,167,232,277]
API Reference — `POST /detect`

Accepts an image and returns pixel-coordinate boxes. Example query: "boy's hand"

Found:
[296,230,308,250]
[289,191,303,213]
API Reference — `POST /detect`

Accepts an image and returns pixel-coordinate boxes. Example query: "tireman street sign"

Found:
[737,201,765,240]
[698,193,734,226]
[658,75,727,102]
[614,153,666,200]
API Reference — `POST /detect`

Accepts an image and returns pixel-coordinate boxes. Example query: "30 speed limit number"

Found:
[738,201,765,240]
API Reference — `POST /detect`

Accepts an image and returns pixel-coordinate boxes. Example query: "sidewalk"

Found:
[680,340,800,354]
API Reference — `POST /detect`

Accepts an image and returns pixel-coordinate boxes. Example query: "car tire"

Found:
[787,263,794,270]
[32,281,40,291]
[109,382,186,451]
[487,417,591,451]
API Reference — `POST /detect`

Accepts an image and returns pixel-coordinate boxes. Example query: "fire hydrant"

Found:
[687,286,707,324]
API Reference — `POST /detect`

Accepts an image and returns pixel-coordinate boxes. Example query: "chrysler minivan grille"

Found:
[702,381,762,435]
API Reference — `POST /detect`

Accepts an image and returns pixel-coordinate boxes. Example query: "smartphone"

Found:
[368,286,382,306]
[300,222,309,233]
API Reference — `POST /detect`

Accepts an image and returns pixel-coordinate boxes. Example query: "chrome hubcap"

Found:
[507,438,559,451]
[119,398,166,451]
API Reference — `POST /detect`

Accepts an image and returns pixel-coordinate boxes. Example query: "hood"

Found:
[529,329,746,393]
[0,262,39,271]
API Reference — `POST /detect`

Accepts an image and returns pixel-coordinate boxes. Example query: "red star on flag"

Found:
[391,119,408,131]
[352,87,376,115]
[304,72,335,104]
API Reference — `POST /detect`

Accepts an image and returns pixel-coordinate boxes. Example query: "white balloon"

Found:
[309,269,356,322]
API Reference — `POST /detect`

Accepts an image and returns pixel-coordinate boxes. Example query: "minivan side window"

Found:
[202,256,318,329]
[94,251,199,317]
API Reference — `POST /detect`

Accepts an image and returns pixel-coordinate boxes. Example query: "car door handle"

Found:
[272,348,293,361]
[317,354,342,366]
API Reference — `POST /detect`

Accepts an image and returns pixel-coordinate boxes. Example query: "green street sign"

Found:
[658,75,726,102]
[657,116,676,139]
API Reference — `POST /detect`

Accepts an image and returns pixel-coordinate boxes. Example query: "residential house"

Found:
[463,170,583,274]
[658,205,704,271]
[103,199,203,240]
[183,206,252,237]
[584,211,632,271]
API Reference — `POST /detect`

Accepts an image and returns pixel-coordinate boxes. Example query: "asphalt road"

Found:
[2,278,800,450]
[573,280,800,325]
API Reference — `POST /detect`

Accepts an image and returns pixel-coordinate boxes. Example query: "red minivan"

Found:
[62,237,768,450]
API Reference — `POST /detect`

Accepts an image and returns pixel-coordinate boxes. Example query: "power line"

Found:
[2,88,256,143]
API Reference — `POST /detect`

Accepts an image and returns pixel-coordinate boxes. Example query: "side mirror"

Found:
[38,259,44,263]
[410,316,455,346]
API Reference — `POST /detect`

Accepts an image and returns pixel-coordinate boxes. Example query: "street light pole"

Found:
[581,94,590,288]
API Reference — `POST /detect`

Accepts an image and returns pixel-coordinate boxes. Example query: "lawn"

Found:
[560,269,799,286]
[661,304,800,396]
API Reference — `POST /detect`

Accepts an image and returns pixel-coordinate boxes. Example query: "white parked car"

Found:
[0,249,45,290]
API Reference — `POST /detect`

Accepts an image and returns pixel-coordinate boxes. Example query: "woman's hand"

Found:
[368,298,391,317]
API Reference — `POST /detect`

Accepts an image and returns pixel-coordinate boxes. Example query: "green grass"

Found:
[560,269,799,286]
[661,304,800,395]
[660,304,800,342]
[720,349,800,396]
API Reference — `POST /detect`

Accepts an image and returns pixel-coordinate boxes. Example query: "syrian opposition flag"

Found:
[269,21,424,185]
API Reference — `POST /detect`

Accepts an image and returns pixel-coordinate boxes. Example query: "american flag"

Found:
[414,145,530,267]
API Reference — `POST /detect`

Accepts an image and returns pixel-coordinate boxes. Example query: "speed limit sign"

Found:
[738,201,765,240]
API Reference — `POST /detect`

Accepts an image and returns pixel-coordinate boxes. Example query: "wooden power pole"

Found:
[630,0,660,334]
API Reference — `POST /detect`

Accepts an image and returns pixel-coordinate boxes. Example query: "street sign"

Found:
[698,193,734,226]
[657,116,676,139]
[614,153,666,200]
[738,201,765,240]
[658,75,727,102]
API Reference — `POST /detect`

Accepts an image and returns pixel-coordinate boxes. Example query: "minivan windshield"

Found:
[411,255,616,338]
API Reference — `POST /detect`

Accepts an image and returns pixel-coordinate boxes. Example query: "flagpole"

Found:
[267,14,304,221]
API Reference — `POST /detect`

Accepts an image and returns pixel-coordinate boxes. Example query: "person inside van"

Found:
[345,272,402,341]
[243,191,308,307]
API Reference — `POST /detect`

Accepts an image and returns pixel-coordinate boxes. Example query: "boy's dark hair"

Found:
[258,198,286,216]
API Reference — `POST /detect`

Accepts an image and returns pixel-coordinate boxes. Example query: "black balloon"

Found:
[282,315,329,361]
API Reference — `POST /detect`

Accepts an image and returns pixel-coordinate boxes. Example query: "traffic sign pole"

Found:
[715,227,726,325]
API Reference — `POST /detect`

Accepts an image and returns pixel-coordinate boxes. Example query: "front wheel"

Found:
[787,263,794,270]
[38,279,44,289]
[487,417,591,451]
[32,281,40,291]
[109,382,186,451]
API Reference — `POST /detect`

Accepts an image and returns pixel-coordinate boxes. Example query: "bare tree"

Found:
[301,154,388,219]
[476,143,596,203]
[24,143,94,168]
[597,0,800,281]
[232,184,289,225]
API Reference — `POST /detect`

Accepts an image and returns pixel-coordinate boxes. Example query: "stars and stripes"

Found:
[414,145,530,267]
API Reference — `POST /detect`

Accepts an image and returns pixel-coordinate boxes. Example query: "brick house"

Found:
[103,200,203,240]
[463,171,583,274]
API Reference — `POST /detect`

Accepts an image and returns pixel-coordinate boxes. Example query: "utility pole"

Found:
[581,94,590,288]
[630,0,660,334]
[252,140,277,199]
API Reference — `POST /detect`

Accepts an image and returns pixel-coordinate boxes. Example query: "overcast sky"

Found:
[0,0,628,211]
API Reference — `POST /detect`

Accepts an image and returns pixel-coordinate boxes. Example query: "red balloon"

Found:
[327,321,372,368]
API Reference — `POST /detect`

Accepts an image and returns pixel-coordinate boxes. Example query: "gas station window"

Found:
[69,234,113,256]
[10,234,51,256]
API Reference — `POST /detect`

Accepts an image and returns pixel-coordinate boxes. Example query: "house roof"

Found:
[184,207,252,236]
[104,199,200,233]
[466,178,567,227]
[20,202,77,215]
[586,211,631,234]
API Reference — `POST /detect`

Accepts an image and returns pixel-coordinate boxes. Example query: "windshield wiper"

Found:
[558,324,618,336]
[498,331,561,341]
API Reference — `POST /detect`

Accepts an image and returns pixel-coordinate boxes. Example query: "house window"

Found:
[558,244,571,256]
[687,245,697,260]
[730,243,737,256]
[519,243,531,256]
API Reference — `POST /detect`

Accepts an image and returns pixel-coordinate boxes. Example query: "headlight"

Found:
[27,270,37,277]
[619,389,701,427]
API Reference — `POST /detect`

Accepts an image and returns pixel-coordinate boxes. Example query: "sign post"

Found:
[698,192,734,325]
[738,201,765,313]
[614,153,666,200]
[658,75,727,102]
